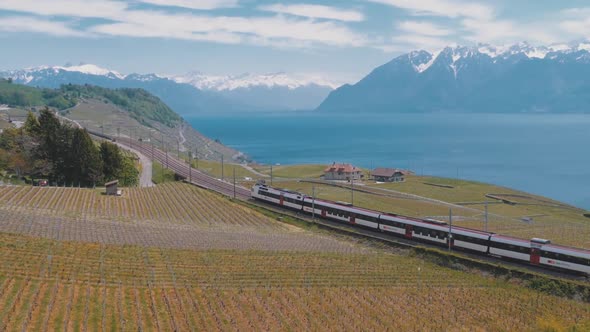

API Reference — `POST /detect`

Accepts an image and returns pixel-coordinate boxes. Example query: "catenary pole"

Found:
[312,185,316,220]
[448,208,453,251]
[485,201,488,232]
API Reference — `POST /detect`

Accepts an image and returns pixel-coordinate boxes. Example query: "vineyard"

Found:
[0,232,587,331]
[0,183,589,330]
[0,184,359,252]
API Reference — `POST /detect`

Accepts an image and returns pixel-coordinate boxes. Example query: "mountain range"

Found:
[318,41,590,113]
[0,65,336,115]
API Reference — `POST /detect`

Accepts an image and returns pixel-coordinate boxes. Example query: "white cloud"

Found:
[0,16,86,37]
[259,4,364,22]
[89,11,368,47]
[397,21,452,37]
[0,0,127,19]
[138,0,239,10]
[0,0,368,48]
[368,0,493,20]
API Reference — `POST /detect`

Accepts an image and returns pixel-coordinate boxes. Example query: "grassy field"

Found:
[192,159,260,181]
[0,183,589,330]
[152,161,176,184]
[253,164,327,179]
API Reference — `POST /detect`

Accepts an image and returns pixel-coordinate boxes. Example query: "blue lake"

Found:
[188,112,590,209]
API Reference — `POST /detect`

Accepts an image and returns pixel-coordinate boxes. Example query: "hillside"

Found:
[318,42,590,113]
[0,80,241,161]
[0,183,587,330]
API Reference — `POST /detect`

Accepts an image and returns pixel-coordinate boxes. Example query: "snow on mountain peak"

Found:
[172,72,339,91]
[410,40,590,75]
[58,64,125,79]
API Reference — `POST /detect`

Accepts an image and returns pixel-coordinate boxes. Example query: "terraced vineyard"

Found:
[0,183,588,330]
[0,232,588,331]
[0,184,358,252]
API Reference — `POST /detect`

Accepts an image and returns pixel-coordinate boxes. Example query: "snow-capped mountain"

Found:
[172,72,337,111]
[0,64,335,112]
[0,64,232,115]
[174,72,339,91]
[318,41,590,113]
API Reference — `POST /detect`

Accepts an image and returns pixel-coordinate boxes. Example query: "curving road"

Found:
[113,142,154,188]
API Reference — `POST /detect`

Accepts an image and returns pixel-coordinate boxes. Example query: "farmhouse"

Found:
[372,168,410,182]
[323,163,362,181]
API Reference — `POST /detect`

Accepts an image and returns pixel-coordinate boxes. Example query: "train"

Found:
[252,183,590,276]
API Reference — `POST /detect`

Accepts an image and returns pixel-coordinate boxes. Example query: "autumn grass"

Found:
[0,232,587,331]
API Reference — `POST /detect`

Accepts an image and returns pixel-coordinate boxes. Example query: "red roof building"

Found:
[323,163,362,181]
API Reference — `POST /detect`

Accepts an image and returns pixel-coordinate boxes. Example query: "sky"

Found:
[2,0,590,84]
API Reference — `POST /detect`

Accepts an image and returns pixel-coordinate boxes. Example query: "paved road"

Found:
[114,142,154,188]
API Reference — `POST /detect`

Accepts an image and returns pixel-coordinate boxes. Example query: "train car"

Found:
[489,235,531,263]
[251,184,305,210]
[302,198,380,229]
[538,242,590,275]
[378,213,449,246]
[450,228,491,254]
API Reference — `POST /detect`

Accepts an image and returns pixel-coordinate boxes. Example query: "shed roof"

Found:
[372,168,405,177]
[105,180,119,187]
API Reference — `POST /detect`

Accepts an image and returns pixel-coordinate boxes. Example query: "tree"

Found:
[100,141,123,182]
[24,111,41,137]
[71,129,102,186]
[119,157,139,187]
[37,107,62,164]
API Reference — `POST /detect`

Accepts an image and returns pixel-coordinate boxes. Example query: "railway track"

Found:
[113,137,251,200]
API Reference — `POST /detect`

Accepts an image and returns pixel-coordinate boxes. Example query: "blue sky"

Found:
[1,0,590,83]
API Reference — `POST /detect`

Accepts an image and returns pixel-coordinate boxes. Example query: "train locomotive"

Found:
[252,183,590,276]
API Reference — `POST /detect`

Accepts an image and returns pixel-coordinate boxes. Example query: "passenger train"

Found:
[252,183,590,276]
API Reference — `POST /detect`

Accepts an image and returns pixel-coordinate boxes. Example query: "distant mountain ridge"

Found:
[1,64,335,113]
[317,41,590,113]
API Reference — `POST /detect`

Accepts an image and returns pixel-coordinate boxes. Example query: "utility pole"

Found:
[165,143,168,169]
[270,165,273,186]
[150,131,154,161]
[195,147,198,170]
[351,177,354,205]
[188,150,192,183]
[312,185,316,220]
[484,201,488,232]
[221,155,224,181]
[177,139,180,159]
[448,208,453,251]
[233,167,236,199]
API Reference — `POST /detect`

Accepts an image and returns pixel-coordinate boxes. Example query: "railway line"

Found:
[91,130,590,282]
[113,136,251,200]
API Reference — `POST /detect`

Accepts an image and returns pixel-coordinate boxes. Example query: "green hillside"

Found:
[0,79,181,127]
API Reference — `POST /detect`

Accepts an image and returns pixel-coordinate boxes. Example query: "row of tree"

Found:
[0,108,138,186]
